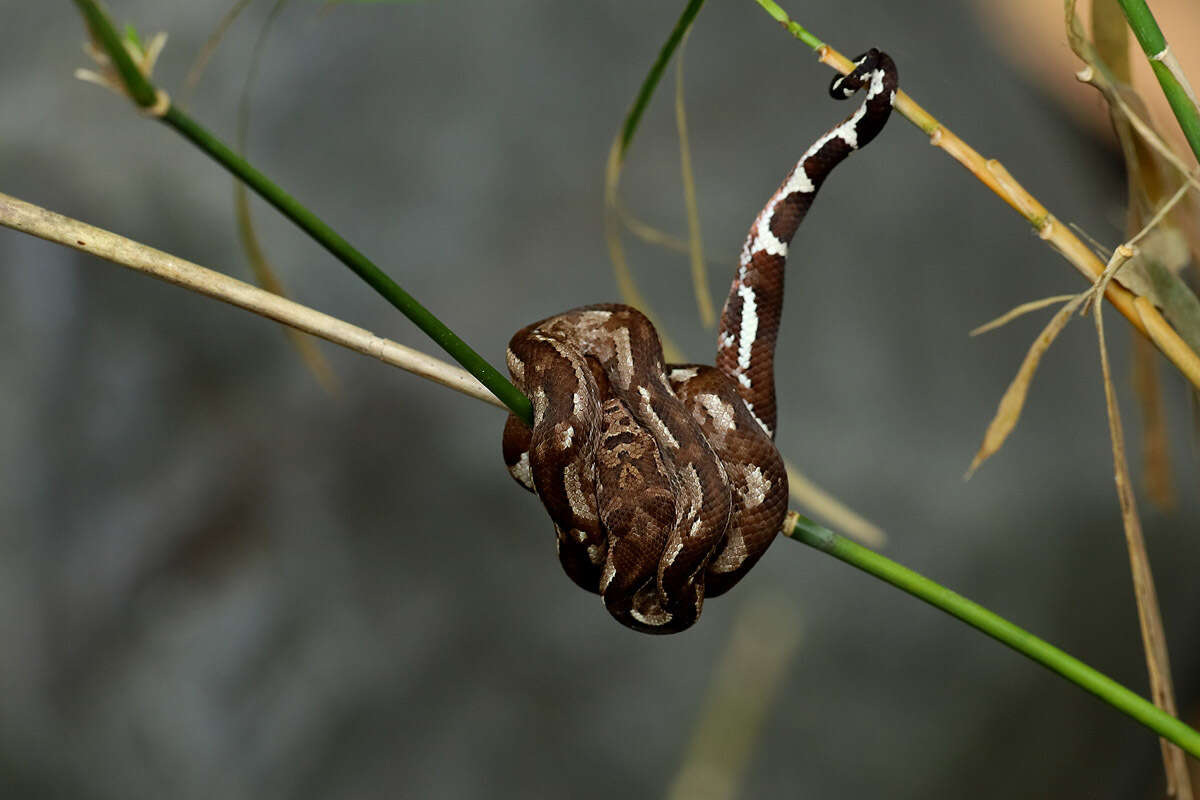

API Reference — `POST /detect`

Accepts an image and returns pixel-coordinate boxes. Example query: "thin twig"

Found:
[0,192,502,410]
[1092,292,1191,800]
[674,29,717,328]
[970,295,1078,337]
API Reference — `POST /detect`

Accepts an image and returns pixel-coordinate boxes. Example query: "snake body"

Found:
[503,50,898,633]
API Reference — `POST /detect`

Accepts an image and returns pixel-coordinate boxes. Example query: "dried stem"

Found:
[751,0,1200,392]
[0,192,502,410]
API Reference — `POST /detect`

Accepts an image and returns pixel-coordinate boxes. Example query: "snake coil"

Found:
[503,50,898,633]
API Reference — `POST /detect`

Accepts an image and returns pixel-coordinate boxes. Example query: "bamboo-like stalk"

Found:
[1116,0,1200,166]
[785,513,1200,759]
[71,0,532,425]
[0,191,503,409]
[750,0,1200,393]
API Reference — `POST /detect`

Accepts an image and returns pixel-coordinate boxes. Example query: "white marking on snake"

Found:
[613,327,634,390]
[670,366,699,382]
[637,386,679,449]
[541,338,591,418]
[709,541,747,574]
[507,350,525,383]
[586,544,603,564]
[562,461,597,522]
[752,211,787,258]
[698,393,736,432]
[531,386,548,423]
[662,537,683,569]
[599,558,616,593]
[742,464,771,509]
[630,605,670,626]
[834,102,868,149]
[780,162,816,195]
[736,284,758,372]
[559,424,574,449]
[510,451,533,489]
[744,402,772,437]
[576,309,613,327]
[870,67,885,97]
[681,463,704,531]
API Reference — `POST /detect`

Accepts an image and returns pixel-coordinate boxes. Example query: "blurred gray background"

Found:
[2,1,1198,798]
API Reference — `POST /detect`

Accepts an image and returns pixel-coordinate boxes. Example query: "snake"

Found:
[502,50,898,634]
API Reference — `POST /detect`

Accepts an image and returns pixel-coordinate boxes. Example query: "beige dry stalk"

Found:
[969,295,1079,337]
[675,30,718,328]
[811,45,1200,392]
[234,184,339,393]
[604,136,687,364]
[1093,296,1191,800]
[666,593,801,800]
[0,192,502,410]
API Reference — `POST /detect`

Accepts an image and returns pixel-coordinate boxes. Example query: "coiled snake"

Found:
[503,50,898,633]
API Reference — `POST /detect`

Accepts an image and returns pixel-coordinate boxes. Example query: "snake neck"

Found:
[715,49,898,439]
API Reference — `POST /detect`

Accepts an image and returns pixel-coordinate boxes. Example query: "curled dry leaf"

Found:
[966,294,1087,478]
[970,294,1078,337]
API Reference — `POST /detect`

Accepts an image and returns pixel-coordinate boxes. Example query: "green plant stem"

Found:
[786,513,1200,758]
[71,0,157,107]
[751,0,824,50]
[617,0,706,160]
[1116,0,1200,165]
[73,0,532,424]
[161,106,532,422]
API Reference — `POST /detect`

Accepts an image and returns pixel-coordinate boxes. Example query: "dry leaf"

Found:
[966,293,1086,477]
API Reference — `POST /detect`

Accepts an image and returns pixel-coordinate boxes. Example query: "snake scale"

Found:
[503,50,898,633]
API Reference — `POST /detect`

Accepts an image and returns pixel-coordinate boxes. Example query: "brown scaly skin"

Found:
[503,50,898,633]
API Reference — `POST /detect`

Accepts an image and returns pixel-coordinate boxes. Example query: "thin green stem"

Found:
[71,0,157,107]
[786,513,1200,758]
[1117,0,1166,56]
[1116,0,1200,165]
[750,0,824,51]
[73,0,531,423]
[617,0,706,161]
[161,106,531,422]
